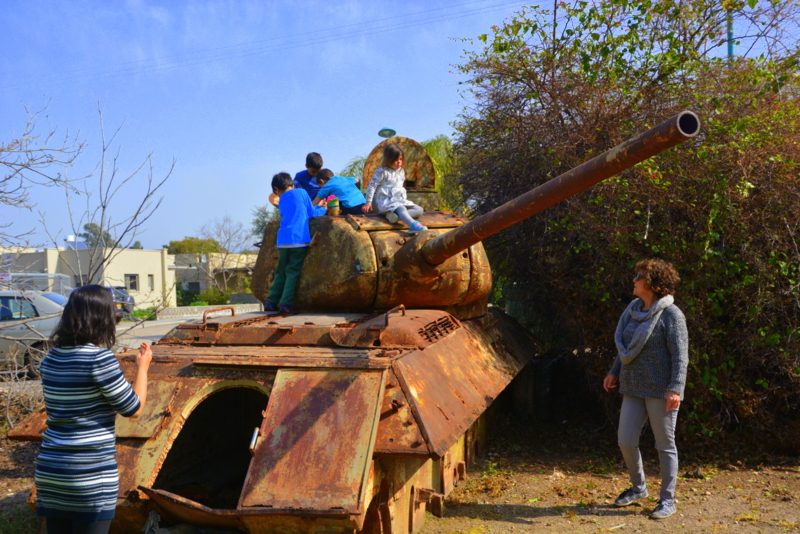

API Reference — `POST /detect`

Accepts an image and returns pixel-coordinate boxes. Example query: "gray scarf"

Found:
[614,295,674,364]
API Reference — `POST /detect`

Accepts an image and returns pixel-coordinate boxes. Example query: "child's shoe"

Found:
[264,301,278,312]
[408,222,427,234]
[278,304,295,315]
[385,211,399,224]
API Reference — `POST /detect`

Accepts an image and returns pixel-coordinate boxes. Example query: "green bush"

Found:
[196,287,229,305]
[453,0,800,452]
[189,301,208,307]
[131,306,157,321]
[176,284,199,307]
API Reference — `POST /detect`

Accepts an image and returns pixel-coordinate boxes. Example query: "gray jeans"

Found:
[391,204,423,226]
[618,395,679,502]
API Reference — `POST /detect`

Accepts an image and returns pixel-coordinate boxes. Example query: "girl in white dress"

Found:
[362,143,427,234]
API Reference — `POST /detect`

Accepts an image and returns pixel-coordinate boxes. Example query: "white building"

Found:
[1,247,177,309]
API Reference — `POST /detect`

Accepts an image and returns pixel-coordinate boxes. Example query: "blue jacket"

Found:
[317,176,366,208]
[277,188,326,247]
[293,170,321,200]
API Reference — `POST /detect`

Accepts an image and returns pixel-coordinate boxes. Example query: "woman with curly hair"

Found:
[603,259,688,520]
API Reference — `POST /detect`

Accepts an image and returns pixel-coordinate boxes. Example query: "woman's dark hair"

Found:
[51,285,117,348]
[636,259,681,298]
[381,143,404,168]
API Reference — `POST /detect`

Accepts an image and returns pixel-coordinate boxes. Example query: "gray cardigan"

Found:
[609,299,689,400]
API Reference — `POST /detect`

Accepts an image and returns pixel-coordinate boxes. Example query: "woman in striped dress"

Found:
[36,285,151,534]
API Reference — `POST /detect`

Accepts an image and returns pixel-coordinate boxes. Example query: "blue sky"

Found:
[2,0,524,250]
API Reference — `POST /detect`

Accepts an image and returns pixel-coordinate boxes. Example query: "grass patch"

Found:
[0,503,39,534]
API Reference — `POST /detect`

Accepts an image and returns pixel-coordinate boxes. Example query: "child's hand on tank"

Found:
[362,203,372,213]
[136,342,152,370]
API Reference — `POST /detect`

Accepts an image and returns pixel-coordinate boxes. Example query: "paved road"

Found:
[115,317,186,349]
[1,318,188,393]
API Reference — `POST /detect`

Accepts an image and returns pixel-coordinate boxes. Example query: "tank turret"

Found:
[10,112,700,534]
[252,111,700,319]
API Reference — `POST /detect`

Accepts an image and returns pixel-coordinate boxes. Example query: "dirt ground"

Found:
[1,413,798,534]
[422,420,800,534]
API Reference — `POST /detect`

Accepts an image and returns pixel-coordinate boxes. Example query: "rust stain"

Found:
[241,368,385,518]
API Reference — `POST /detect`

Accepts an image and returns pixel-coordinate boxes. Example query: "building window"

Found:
[187,282,200,292]
[148,274,154,291]
[125,274,139,291]
[73,274,89,287]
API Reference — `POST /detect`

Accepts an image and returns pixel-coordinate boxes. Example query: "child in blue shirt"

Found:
[293,152,323,200]
[312,169,366,216]
[265,172,326,314]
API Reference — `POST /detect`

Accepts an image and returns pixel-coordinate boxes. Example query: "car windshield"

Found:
[41,293,69,306]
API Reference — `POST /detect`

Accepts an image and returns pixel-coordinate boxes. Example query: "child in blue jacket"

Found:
[312,168,366,215]
[265,172,326,314]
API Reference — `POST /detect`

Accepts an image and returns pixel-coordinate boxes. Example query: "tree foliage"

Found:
[251,204,279,238]
[165,236,223,255]
[79,222,118,249]
[454,0,800,451]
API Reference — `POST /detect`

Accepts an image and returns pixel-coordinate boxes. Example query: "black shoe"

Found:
[278,303,295,314]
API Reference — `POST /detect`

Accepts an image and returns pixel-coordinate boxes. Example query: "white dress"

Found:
[365,167,415,214]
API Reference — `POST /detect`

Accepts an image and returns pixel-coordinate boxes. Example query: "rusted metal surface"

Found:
[115,381,178,438]
[329,309,461,349]
[373,229,473,311]
[392,308,532,458]
[241,368,385,520]
[407,191,440,212]
[373,368,429,456]
[202,306,235,323]
[345,211,467,232]
[138,488,245,530]
[250,213,481,317]
[422,111,701,265]
[6,405,48,441]
[250,217,377,311]
[362,136,436,191]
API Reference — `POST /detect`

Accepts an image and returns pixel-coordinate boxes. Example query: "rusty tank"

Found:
[9,112,700,534]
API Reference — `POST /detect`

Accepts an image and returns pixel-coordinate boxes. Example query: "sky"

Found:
[1,0,525,250]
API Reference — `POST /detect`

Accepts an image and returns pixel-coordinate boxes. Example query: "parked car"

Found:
[107,287,135,322]
[0,290,67,377]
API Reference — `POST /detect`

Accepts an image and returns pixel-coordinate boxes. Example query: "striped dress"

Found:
[35,344,140,522]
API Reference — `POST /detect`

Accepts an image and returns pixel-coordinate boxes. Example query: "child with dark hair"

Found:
[293,152,324,200]
[313,168,366,216]
[363,143,427,234]
[36,285,151,534]
[265,172,327,314]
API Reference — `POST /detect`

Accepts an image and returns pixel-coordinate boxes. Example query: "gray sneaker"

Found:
[614,487,648,507]
[650,500,676,519]
[385,211,399,224]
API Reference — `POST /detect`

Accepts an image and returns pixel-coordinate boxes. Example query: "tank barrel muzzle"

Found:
[420,111,701,266]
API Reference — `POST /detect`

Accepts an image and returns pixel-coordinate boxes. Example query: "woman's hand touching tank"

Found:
[136,342,152,370]
[603,374,618,392]
[666,390,681,411]
[362,202,372,213]
[131,343,152,417]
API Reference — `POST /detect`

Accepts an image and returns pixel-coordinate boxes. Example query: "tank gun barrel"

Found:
[421,111,701,266]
